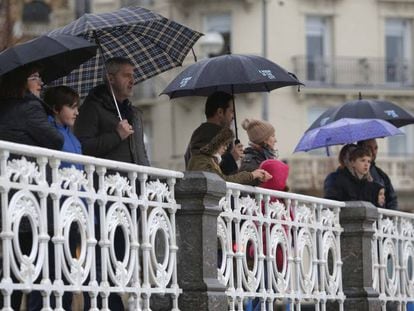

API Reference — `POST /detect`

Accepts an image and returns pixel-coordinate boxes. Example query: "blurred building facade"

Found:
[1,0,413,209]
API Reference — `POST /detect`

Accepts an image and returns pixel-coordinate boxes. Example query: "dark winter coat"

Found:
[370,162,398,210]
[74,84,149,166]
[0,93,63,150]
[185,122,238,174]
[324,167,382,206]
[239,145,276,186]
[240,145,276,172]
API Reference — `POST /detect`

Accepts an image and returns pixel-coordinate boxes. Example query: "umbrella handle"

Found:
[232,87,239,142]
[93,31,122,121]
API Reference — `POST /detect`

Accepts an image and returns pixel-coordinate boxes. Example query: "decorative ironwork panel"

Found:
[217,182,345,310]
[373,209,414,310]
[0,141,182,310]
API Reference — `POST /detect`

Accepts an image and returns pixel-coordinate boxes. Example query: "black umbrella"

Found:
[161,53,303,140]
[48,6,202,99]
[0,34,97,83]
[307,95,414,132]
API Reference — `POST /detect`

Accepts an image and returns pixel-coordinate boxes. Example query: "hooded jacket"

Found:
[184,122,238,174]
[187,127,254,184]
[74,84,149,166]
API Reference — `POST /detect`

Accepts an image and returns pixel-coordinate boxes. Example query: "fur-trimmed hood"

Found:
[200,127,234,156]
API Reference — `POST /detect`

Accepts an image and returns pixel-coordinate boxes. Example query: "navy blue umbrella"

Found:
[0,34,97,83]
[161,54,302,98]
[295,118,403,153]
[161,53,303,140]
[306,97,414,132]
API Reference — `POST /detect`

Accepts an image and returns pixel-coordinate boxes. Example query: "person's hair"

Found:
[338,144,357,168]
[43,86,79,113]
[349,146,372,162]
[0,64,41,98]
[204,91,234,118]
[105,57,134,76]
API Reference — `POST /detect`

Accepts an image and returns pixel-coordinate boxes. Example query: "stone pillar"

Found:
[175,172,227,311]
[340,201,381,310]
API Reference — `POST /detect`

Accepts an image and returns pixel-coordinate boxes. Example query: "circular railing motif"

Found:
[148,207,174,287]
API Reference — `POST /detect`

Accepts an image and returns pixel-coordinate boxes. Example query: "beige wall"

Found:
[91,0,414,172]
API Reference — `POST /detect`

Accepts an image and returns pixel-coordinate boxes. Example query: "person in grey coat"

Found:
[74,56,150,166]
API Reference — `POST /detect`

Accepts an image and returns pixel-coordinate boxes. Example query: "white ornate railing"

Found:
[0,140,183,310]
[217,182,346,310]
[373,208,414,310]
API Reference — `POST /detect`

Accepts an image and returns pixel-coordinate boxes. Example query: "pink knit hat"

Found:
[241,118,275,145]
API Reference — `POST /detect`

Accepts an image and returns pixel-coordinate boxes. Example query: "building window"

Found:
[203,13,231,56]
[385,19,412,85]
[306,16,331,83]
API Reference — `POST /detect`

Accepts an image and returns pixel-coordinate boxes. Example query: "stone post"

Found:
[175,171,227,311]
[340,201,381,310]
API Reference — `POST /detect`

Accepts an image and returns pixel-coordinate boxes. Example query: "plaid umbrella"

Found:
[48,6,202,98]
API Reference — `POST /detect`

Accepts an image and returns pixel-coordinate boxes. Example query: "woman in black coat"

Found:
[0,65,64,310]
[0,65,63,150]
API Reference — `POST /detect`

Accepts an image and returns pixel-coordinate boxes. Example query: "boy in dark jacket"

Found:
[325,146,383,207]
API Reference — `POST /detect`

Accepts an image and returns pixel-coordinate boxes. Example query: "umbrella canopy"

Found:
[161,53,303,140]
[0,34,97,83]
[48,6,203,97]
[161,53,303,98]
[295,118,403,153]
[307,98,414,132]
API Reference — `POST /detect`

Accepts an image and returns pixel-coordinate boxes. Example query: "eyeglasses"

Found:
[27,74,42,82]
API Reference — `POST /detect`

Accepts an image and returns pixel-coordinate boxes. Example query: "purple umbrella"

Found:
[294,118,403,153]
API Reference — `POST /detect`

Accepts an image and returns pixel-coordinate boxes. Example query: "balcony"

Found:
[292,55,414,90]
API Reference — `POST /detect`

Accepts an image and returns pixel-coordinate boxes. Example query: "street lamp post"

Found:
[198,31,224,58]
[261,0,269,121]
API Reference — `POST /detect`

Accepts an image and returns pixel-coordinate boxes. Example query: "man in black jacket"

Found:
[75,57,150,166]
[358,139,398,210]
[74,57,149,310]
[184,91,243,174]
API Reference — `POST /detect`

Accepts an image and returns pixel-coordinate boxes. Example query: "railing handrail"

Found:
[0,139,184,179]
[226,181,346,207]
[377,206,414,219]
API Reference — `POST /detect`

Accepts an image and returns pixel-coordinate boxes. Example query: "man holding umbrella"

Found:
[358,139,398,210]
[75,56,150,166]
[74,56,149,310]
[184,91,244,175]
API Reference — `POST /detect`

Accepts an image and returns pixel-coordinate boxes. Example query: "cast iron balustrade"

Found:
[373,208,414,310]
[292,55,414,89]
[217,182,345,310]
[3,139,414,310]
[0,140,182,310]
